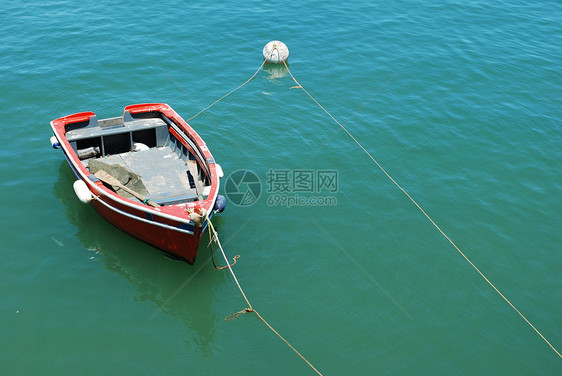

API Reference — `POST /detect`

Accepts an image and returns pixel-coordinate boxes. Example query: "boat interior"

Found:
[64,111,211,206]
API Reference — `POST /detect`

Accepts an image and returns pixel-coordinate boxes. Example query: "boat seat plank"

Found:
[66,118,167,141]
[147,192,199,206]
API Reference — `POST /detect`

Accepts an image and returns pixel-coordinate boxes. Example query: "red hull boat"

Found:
[50,103,225,264]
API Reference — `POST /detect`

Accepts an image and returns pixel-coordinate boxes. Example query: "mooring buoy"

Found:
[263,41,289,64]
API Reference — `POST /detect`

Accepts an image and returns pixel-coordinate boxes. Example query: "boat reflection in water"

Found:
[53,162,223,355]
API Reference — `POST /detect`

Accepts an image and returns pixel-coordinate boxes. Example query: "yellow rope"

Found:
[206,218,324,375]
[186,53,323,372]
[282,60,561,359]
[252,308,324,375]
[207,219,253,309]
[186,60,266,123]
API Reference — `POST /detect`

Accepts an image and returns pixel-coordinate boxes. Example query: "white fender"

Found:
[215,163,224,178]
[50,135,61,149]
[73,180,94,204]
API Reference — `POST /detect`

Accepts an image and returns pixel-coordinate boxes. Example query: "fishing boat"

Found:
[50,103,226,264]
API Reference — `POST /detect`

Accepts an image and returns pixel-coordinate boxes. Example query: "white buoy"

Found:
[73,180,94,204]
[263,41,289,64]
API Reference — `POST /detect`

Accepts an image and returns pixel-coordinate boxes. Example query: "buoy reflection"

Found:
[264,62,289,80]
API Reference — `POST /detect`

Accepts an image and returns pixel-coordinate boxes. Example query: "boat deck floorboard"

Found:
[87,146,199,204]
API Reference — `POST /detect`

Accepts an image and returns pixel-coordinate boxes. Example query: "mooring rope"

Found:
[186,60,266,123]
[173,47,559,362]
[208,228,240,270]
[281,60,561,358]
[206,218,323,375]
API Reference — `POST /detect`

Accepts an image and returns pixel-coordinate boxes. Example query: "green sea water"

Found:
[1,1,560,375]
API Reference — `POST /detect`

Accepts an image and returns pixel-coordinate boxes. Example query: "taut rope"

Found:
[281,59,561,359]
[186,60,266,123]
